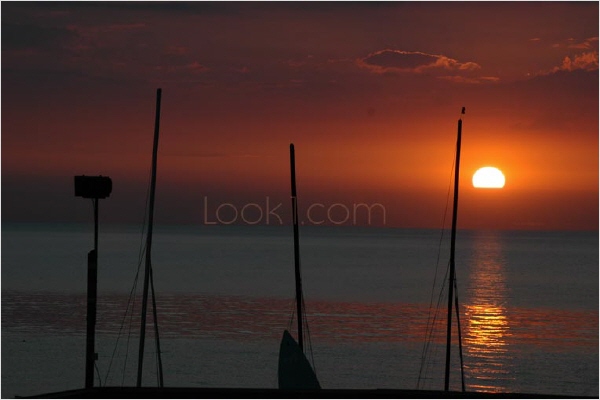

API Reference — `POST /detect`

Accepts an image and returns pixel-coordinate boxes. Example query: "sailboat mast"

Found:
[444,110,463,391]
[137,88,162,387]
[289,143,304,352]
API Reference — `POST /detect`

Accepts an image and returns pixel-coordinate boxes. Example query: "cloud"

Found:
[567,37,598,50]
[548,37,599,50]
[164,151,261,159]
[479,76,501,83]
[562,51,598,71]
[438,76,482,84]
[355,49,496,83]
[439,75,500,84]
[155,61,209,74]
[526,37,598,78]
[548,51,599,74]
[356,49,481,74]
[186,61,209,73]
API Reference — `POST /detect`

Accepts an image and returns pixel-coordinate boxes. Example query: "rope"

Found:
[104,169,152,386]
[417,145,456,389]
[149,266,164,387]
[416,119,469,390]
[418,262,450,389]
[94,361,102,387]
[285,228,318,376]
[287,299,296,331]
[453,276,466,392]
[103,242,145,386]
[301,295,318,376]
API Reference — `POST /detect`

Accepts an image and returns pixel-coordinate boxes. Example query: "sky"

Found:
[2,1,598,230]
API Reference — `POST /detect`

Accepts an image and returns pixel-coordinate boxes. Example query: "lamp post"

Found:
[74,175,112,389]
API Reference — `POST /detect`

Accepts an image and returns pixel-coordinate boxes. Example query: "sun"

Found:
[472,167,505,189]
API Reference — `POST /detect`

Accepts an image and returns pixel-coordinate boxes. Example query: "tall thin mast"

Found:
[444,108,464,391]
[289,143,304,352]
[137,88,162,387]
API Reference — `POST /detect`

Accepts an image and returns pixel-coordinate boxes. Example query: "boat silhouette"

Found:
[277,143,321,390]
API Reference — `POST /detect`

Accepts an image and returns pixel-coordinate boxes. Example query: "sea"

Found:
[1,223,598,398]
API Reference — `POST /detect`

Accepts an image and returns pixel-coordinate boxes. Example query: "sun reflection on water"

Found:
[463,232,514,393]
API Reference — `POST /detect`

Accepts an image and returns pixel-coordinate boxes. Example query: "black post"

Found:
[85,198,99,388]
[94,198,98,253]
[290,143,304,352]
[85,249,97,388]
[445,117,462,391]
[75,176,111,389]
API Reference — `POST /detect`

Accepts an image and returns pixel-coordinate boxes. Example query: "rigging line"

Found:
[127,168,153,385]
[94,361,102,387]
[295,231,303,338]
[417,145,456,388]
[122,292,137,387]
[149,266,164,387]
[298,258,305,350]
[152,315,160,387]
[427,281,451,390]
[287,257,299,331]
[122,305,132,386]
[301,295,317,375]
[417,232,447,388]
[104,166,152,385]
[417,261,451,389]
[287,298,296,330]
[104,274,137,384]
[104,233,148,385]
[419,260,451,388]
[417,253,453,386]
[420,320,442,390]
[453,275,466,392]
[103,242,146,385]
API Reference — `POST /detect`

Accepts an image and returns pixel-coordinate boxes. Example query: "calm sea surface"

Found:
[1,223,598,397]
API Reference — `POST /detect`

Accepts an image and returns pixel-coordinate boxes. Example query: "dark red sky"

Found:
[2,2,598,230]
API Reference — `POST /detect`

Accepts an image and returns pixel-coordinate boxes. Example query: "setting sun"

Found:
[473,167,506,189]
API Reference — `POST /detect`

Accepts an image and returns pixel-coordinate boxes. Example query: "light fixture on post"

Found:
[74,175,112,389]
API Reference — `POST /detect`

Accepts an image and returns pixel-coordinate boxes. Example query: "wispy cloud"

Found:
[355,49,497,83]
[356,49,481,74]
[568,37,599,50]
[154,61,209,74]
[164,151,262,159]
[549,37,599,50]
[439,75,500,84]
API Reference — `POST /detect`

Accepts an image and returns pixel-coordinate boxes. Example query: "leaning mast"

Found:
[444,107,465,391]
[137,88,164,387]
[289,143,304,351]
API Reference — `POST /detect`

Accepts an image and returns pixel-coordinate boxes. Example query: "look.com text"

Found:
[203,196,386,226]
